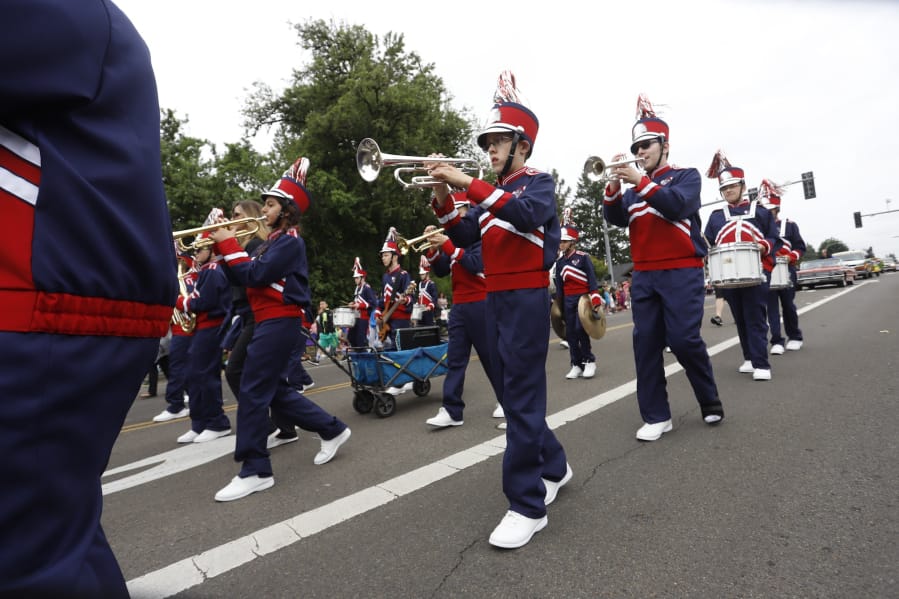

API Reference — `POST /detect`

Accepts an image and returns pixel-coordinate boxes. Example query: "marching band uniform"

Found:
[349,258,378,349]
[375,229,413,350]
[416,255,438,327]
[703,155,781,380]
[429,73,569,548]
[424,196,502,427]
[154,256,196,422]
[761,183,805,353]
[553,220,603,380]
[0,2,176,595]
[211,158,349,502]
[602,95,723,440]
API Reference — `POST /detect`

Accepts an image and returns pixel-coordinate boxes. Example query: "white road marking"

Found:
[125,283,861,598]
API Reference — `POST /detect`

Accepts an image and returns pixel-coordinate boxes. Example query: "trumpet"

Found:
[583,155,646,184]
[396,230,442,255]
[172,216,266,252]
[172,258,197,333]
[356,138,482,189]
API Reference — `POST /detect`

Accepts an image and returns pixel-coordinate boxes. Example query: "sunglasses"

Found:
[631,139,658,154]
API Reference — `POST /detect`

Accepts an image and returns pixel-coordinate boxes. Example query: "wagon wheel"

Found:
[412,379,430,397]
[373,394,396,418]
[352,390,374,414]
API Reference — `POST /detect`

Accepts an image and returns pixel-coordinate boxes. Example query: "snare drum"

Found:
[332,307,359,327]
[768,256,792,290]
[708,242,764,288]
[411,303,425,321]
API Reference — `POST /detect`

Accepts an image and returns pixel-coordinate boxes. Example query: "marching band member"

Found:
[703,151,781,381]
[760,179,805,354]
[428,72,570,549]
[0,1,176,594]
[423,198,504,428]
[210,157,350,502]
[349,258,378,349]
[553,209,604,380]
[601,94,724,440]
[416,255,438,327]
[175,230,233,443]
[153,251,195,422]
[375,228,413,351]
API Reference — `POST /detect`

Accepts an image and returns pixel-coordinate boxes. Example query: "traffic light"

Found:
[747,187,758,201]
[801,171,816,199]
[853,211,863,228]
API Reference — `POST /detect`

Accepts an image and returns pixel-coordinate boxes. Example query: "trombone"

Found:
[396,230,441,255]
[583,155,646,184]
[172,216,266,252]
[356,138,483,189]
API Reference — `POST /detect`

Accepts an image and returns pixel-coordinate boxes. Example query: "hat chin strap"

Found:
[500,131,521,179]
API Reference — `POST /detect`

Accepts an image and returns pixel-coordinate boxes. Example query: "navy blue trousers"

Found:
[0,333,156,598]
[235,318,345,478]
[484,288,567,519]
[767,271,802,346]
[723,274,771,369]
[562,294,595,368]
[163,334,191,413]
[630,268,721,423]
[440,300,501,421]
[186,327,230,434]
[348,317,368,348]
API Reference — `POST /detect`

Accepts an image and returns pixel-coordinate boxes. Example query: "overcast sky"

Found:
[117,0,899,258]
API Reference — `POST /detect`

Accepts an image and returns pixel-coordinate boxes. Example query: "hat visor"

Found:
[561,234,576,241]
[718,179,744,190]
[629,133,662,154]
[477,124,519,149]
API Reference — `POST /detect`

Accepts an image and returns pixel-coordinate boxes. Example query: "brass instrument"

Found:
[583,155,646,184]
[172,258,197,334]
[172,216,266,252]
[356,138,482,189]
[396,230,442,255]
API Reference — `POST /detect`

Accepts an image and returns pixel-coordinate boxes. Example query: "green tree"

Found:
[819,237,848,257]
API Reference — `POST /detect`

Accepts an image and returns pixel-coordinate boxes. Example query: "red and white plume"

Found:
[758,178,785,200]
[635,93,657,120]
[562,206,574,227]
[494,70,523,104]
[706,149,732,179]
[202,207,224,227]
[285,156,310,186]
[386,226,398,242]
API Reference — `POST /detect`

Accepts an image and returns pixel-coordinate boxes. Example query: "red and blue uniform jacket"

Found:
[603,165,707,272]
[776,218,806,271]
[376,266,412,322]
[0,0,176,337]
[704,200,781,272]
[428,238,487,304]
[432,167,560,291]
[215,228,310,323]
[176,261,231,331]
[417,278,438,312]
[352,282,378,321]
[172,269,198,337]
[553,249,603,308]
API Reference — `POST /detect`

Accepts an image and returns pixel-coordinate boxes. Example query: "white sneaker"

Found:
[302,382,315,392]
[565,365,583,379]
[214,475,274,502]
[770,344,785,355]
[704,414,723,424]
[785,339,803,351]
[753,368,772,381]
[496,421,507,430]
[581,362,596,378]
[176,430,199,444]
[559,340,569,349]
[267,430,299,449]
[153,408,189,422]
[492,403,505,418]
[738,360,754,374]
[314,428,351,465]
[543,463,573,506]
[636,419,673,441]
[426,407,463,428]
[193,428,231,443]
[488,510,548,549]
[385,381,414,395]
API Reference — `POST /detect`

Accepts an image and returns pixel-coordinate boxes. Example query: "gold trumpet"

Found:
[396,230,442,255]
[172,258,197,333]
[583,155,646,184]
[356,138,482,189]
[172,216,266,252]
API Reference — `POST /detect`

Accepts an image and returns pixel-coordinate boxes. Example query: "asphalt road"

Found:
[105,275,898,599]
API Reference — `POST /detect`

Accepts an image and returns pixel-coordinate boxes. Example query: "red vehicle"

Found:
[797,258,856,289]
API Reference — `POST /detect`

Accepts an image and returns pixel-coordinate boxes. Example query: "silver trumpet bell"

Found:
[356,138,482,189]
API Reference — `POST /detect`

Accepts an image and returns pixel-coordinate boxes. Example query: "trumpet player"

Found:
[600,94,723,441]
[427,72,570,550]
[153,251,196,422]
[416,255,438,327]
